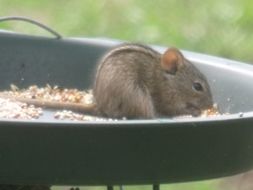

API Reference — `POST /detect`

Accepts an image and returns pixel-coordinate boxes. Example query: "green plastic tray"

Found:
[0,31,253,186]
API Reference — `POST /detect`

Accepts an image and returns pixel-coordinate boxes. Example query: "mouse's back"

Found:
[93,43,161,118]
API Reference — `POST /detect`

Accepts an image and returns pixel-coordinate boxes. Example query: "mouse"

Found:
[93,43,213,119]
[0,43,213,119]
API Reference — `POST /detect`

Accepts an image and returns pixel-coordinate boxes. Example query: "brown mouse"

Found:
[0,43,213,119]
[93,43,213,119]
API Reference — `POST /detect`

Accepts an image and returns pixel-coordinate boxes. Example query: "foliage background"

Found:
[0,0,252,63]
[0,0,251,189]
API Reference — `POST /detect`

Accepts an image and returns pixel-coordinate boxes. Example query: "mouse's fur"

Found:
[94,43,213,119]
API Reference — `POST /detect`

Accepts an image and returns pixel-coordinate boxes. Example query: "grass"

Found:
[0,1,249,189]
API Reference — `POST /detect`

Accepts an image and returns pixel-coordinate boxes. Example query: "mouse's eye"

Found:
[192,82,203,92]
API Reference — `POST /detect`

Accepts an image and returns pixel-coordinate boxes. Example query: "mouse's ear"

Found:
[161,48,184,75]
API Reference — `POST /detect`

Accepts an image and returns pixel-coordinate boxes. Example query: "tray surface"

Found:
[0,31,253,185]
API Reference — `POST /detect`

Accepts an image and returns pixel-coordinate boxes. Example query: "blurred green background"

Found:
[0,0,252,63]
[0,0,251,190]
